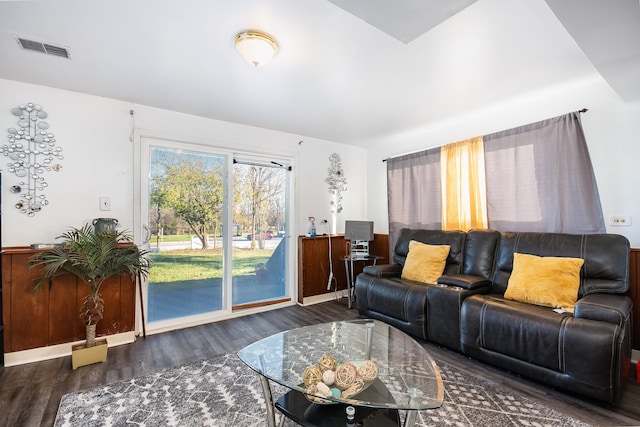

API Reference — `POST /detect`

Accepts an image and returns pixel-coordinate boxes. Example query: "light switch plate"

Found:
[99,196,111,211]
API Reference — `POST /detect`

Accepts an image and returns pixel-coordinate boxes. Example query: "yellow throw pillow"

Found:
[401,240,450,284]
[504,253,584,312]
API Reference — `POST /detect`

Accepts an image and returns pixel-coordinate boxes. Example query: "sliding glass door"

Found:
[139,137,291,330]
[232,160,288,308]
[146,144,226,322]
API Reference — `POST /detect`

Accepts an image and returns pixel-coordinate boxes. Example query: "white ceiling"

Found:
[545,0,640,102]
[0,0,638,148]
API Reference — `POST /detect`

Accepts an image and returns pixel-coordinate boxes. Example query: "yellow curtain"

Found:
[440,136,488,231]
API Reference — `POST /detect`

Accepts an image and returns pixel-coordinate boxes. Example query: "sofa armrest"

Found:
[574,293,632,326]
[362,263,402,278]
[437,274,491,290]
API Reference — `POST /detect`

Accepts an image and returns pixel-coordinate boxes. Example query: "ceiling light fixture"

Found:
[234,30,278,67]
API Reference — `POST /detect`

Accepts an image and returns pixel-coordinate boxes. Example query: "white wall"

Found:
[582,100,640,247]
[366,76,640,247]
[0,78,368,247]
[3,76,638,249]
[295,137,367,235]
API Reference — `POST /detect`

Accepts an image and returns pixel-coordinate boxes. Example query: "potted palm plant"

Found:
[30,223,151,369]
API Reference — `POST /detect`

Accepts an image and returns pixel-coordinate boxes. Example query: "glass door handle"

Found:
[143,224,151,244]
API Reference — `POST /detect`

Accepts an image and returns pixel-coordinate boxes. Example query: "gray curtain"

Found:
[386,112,605,256]
[387,147,441,257]
[484,111,605,233]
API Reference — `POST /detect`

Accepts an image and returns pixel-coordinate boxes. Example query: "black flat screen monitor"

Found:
[344,220,374,241]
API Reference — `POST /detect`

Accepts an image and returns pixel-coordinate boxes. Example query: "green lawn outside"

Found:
[149,248,273,283]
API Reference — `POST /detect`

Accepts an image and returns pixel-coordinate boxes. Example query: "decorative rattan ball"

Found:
[306,383,318,395]
[317,354,337,372]
[334,362,358,390]
[342,377,365,398]
[302,365,323,387]
[358,360,378,382]
[305,384,320,402]
[305,383,331,403]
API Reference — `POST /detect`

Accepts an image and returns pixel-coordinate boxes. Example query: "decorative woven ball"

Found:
[306,384,331,403]
[334,362,358,390]
[306,383,318,395]
[302,366,323,387]
[358,360,378,382]
[322,369,335,386]
[318,354,338,372]
[342,377,365,398]
[305,384,321,402]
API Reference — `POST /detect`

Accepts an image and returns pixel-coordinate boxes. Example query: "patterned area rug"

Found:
[55,352,591,427]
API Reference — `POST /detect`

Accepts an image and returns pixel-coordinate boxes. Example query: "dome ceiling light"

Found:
[234,30,278,68]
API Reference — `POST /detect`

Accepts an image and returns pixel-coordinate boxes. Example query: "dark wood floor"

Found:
[2,299,640,426]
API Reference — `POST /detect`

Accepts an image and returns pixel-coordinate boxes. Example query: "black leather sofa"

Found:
[355,228,631,403]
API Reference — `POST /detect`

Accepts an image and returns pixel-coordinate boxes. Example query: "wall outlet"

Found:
[609,215,631,226]
[99,196,111,211]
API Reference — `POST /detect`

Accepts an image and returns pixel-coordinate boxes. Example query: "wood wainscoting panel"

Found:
[8,252,50,351]
[1,247,136,353]
[48,273,79,346]
[298,234,389,303]
[298,235,346,303]
[1,252,11,353]
[96,275,136,337]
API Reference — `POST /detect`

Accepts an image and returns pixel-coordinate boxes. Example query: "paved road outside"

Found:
[149,236,283,252]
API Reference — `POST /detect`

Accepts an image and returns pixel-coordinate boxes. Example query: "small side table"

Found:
[343,254,382,309]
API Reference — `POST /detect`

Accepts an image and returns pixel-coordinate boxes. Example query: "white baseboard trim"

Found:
[4,331,136,367]
[299,289,349,306]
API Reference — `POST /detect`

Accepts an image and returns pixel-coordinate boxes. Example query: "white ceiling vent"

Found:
[16,36,71,59]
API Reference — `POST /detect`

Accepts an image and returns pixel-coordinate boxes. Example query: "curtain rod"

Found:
[382,108,589,162]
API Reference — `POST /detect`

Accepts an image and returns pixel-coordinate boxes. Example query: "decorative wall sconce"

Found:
[1,103,64,216]
[326,153,347,214]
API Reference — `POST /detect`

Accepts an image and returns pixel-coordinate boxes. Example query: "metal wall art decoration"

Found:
[325,153,347,214]
[1,103,64,216]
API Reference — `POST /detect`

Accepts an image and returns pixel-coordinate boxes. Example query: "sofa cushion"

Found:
[355,273,429,339]
[461,293,626,403]
[462,229,500,278]
[461,295,573,371]
[491,232,630,297]
[504,253,584,312]
[393,228,465,275]
[401,241,450,284]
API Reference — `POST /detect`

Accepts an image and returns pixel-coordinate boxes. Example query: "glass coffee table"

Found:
[237,319,443,426]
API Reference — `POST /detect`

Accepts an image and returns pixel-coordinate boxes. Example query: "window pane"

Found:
[232,163,287,306]
[147,146,226,322]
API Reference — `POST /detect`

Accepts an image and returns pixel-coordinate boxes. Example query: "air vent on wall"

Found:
[16,37,71,59]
